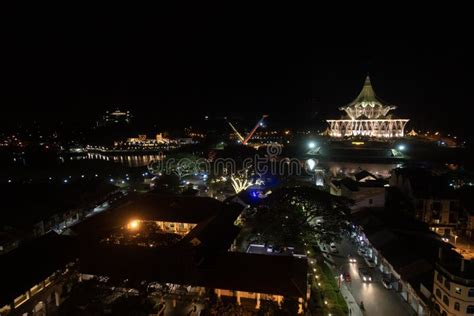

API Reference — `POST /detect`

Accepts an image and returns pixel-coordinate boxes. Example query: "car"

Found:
[359,269,372,282]
[329,243,338,253]
[382,278,392,289]
[364,257,376,268]
[348,255,357,263]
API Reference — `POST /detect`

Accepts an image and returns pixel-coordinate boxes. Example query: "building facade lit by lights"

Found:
[97,109,132,127]
[327,76,409,138]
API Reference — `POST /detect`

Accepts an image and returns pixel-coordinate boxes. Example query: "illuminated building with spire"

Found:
[327,76,409,138]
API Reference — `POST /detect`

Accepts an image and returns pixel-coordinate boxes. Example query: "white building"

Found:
[327,76,409,138]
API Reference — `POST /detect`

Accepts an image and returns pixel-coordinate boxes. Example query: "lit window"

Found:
[456,287,462,295]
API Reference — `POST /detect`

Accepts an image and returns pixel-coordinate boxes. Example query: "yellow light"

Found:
[352,141,364,145]
[128,219,140,230]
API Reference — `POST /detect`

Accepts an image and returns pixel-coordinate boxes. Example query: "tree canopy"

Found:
[243,185,352,246]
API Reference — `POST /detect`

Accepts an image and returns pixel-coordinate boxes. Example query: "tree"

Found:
[243,185,352,246]
[152,173,180,194]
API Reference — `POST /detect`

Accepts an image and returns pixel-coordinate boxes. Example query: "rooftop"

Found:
[0,232,78,306]
[339,75,397,120]
[80,245,308,298]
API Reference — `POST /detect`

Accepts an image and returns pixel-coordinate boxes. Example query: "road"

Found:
[329,238,415,316]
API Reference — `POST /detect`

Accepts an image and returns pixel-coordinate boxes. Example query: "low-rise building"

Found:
[433,249,474,316]
[391,167,462,237]
[330,172,387,211]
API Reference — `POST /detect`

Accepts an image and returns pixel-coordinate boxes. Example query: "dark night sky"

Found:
[1,11,471,137]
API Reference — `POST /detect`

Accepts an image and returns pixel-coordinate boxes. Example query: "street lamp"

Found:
[305,159,317,172]
[127,219,140,231]
[397,144,406,151]
[308,141,316,149]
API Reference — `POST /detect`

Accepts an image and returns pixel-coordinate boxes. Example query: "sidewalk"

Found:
[340,283,363,316]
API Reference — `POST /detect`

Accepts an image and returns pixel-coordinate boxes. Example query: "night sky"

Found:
[1,12,471,137]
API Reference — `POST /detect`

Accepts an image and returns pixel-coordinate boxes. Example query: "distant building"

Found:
[97,109,132,127]
[327,76,409,138]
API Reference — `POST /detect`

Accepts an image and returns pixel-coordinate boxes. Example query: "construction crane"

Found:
[227,115,268,145]
[227,121,245,143]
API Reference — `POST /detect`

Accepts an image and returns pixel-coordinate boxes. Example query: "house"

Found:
[330,177,387,211]
[390,168,461,237]
[433,249,474,316]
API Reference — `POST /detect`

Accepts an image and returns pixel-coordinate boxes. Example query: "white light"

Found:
[63,179,68,183]
[8,179,12,183]
[305,159,317,171]
[308,141,316,149]
[81,175,85,178]
[95,174,98,177]
[398,144,406,151]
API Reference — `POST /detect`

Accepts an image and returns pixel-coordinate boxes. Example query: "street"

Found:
[329,238,415,316]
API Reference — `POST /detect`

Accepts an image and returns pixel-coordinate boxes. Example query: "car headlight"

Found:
[369,277,372,281]
[363,277,366,281]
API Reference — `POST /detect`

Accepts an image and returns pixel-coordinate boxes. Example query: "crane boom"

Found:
[243,115,268,145]
[227,121,245,142]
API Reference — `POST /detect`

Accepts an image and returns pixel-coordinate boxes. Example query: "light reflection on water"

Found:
[70,153,163,167]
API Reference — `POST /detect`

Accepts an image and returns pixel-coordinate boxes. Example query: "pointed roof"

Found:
[340,75,396,120]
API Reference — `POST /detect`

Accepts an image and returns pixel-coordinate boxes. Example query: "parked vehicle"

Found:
[359,269,372,282]
[364,257,376,268]
[382,278,392,289]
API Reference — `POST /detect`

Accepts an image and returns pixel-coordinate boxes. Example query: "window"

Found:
[449,212,457,223]
[455,302,460,311]
[443,295,449,306]
[436,288,442,298]
[437,272,443,283]
[444,279,451,290]
[450,201,457,211]
[467,305,474,314]
[469,289,474,297]
[456,287,462,295]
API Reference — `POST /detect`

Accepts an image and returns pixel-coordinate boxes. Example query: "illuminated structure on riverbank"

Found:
[327,76,409,138]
